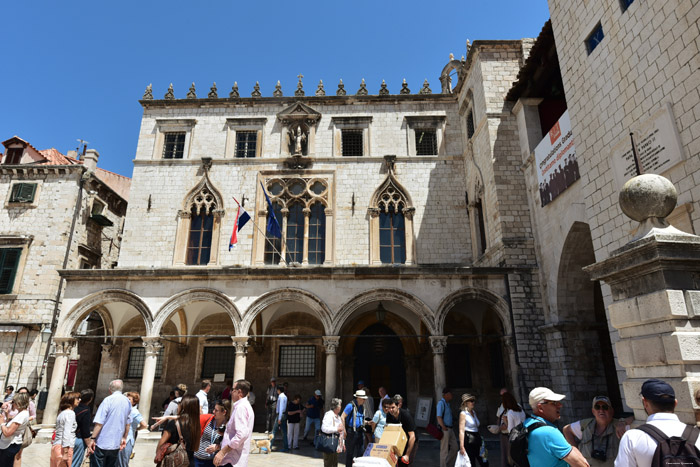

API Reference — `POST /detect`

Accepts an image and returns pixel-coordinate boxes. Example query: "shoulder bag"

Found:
[155,421,189,467]
[315,431,340,453]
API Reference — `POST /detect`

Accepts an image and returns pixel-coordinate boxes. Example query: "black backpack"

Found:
[637,423,700,466]
[508,417,546,467]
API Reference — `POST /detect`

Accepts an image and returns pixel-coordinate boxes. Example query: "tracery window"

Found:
[369,173,415,265]
[379,204,406,264]
[258,177,332,266]
[174,177,224,266]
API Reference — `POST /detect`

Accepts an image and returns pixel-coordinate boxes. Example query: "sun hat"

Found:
[528,387,565,408]
[354,389,368,399]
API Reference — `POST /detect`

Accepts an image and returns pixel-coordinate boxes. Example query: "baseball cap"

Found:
[529,387,566,408]
[270,377,276,382]
[315,390,322,396]
[641,379,675,402]
[358,380,365,386]
[442,387,452,395]
[592,396,612,408]
[354,389,368,399]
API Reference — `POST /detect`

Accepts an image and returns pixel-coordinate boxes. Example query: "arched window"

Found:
[173,176,224,266]
[369,173,415,265]
[256,178,332,266]
[308,202,326,265]
[379,204,406,264]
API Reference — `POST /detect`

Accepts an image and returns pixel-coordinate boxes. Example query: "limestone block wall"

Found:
[547,0,700,259]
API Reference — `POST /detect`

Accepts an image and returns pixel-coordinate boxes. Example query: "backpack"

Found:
[637,423,700,466]
[508,417,545,467]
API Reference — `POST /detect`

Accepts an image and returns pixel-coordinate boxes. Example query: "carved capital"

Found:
[231,336,249,355]
[323,336,340,354]
[367,207,380,218]
[403,207,416,220]
[258,209,267,217]
[53,338,76,358]
[177,210,191,219]
[303,208,311,217]
[429,336,448,355]
[324,208,333,216]
[212,209,226,219]
[281,208,289,217]
[101,344,114,358]
[142,338,162,357]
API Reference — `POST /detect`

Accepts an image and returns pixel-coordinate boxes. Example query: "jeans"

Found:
[277,414,289,451]
[194,458,215,467]
[72,439,86,467]
[116,440,134,467]
[265,404,276,432]
[345,430,364,466]
[90,446,120,467]
[303,417,321,439]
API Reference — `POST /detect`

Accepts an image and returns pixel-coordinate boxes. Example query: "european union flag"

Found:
[260,181,282,239]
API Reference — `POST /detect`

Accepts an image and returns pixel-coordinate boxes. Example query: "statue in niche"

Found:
[290,125,307,155]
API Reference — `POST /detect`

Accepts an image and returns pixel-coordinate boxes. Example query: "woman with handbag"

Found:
[154,395,201,466]
[500,392,525,466]
[193,399,230,467]
[0,393,30,467]
[459,393,486,467]
[319,398,345,467]
[50,392,80,467]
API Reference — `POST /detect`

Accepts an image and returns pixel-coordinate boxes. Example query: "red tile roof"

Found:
[38,148,80,166]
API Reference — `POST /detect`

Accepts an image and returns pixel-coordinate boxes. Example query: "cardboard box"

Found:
[362,443,398,467]
[378,424,407,456]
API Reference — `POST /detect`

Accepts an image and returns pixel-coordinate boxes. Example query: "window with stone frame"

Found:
[405,116,444,156]
[4,148,23,165]
[332,116,371,157]
[466,109,475,139]
[341,129,364,157]
[187,204,213,265]
[278,345,315,377]
[0,248,21,294]
[9,183,37,203]
[162,132,186,159]
[261,178,330,266]
[235,131,258,158]
[125,346,163,379]
[415,129,438,156]
[369,173,416,265]
[201,346,235,378]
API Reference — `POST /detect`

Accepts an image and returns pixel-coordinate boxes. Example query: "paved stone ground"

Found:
[21,431,501,466]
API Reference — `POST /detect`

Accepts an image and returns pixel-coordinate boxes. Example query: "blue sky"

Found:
[2,1,550,177]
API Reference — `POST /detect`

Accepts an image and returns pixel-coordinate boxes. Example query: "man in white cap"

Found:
[302,389,324,443]
[524,387,589,467]
[341,389,369,465]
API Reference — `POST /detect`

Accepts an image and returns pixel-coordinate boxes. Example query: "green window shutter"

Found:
[0,248,21,294]
[10,184,36,203]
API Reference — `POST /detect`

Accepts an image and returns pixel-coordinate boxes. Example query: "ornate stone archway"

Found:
[241,287,333,335]
[152,288,242,337]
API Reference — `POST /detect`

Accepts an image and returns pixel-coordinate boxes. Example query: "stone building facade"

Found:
[0,136,129,405]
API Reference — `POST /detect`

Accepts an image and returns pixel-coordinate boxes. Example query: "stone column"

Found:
[429,336,447,403]
[302,208,311,266]
[44,338,76,424]
[139,338,162,423]
[94,344,115,403]
[586,174,700,423]
[232,337,249,382]
[324,208,334,265]
[280,208,289,261]
[404,207,416,265]
[323,336,340,400]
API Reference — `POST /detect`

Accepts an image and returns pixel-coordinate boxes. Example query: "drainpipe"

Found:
[38,167,86,392]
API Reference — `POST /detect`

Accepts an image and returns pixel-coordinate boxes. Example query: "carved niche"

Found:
[276,102,322,167]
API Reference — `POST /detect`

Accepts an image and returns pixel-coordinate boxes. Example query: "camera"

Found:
[591,449,607,461]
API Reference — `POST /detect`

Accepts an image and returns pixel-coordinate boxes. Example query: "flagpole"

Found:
[232,197,289,266]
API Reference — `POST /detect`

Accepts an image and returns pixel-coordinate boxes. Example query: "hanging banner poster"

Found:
[534,110,580,207]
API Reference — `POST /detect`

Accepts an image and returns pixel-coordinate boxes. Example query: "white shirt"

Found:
[0,409,28,449]
[322,410,342,434]
[506,409,526,433]
[461,410,480,432]
[276,392,287,421]
[164,397,182,417]
[196,390,209,414]
[615,412,700,467]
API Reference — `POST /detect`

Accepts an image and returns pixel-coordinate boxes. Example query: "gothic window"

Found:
[369,174,415,265]
[256,177,332,266]
[468,181,488,259]
[174,177,224,266]
[466,109,475,139]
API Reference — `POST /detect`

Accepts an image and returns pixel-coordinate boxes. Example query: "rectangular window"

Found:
[620,0,634,12]
[466,110,475,139]
[201,346,235,378]
[585,22,605,55]
[0,248,21,294]
[235,131,257,158]
[125,346,163,379]
[279,345,315,377]
[4,148,23,165]
[9,183,37,203]
[162,132,186,159]
[341,130,364,157]
[415,129,438,156]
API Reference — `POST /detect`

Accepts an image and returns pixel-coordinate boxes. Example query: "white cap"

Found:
[529,387,566,408]
[353,389,368,399]
[315,390,322,396]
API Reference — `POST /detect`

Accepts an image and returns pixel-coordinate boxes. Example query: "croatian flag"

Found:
[229,199,251,250]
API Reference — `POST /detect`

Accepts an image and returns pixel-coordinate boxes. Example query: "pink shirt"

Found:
[221,397,254,466]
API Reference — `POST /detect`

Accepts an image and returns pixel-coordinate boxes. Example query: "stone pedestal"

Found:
[587,231,700,423]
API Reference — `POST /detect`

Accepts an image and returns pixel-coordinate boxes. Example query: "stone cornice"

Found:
[132,154,465,167]
[0,165,84,176]
[59,264,537,282]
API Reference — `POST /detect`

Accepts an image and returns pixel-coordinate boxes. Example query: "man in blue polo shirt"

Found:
[437,388,457,467]
[302,389,324,443]
[525,387,590,467]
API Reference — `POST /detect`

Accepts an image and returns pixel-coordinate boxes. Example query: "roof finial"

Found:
[419,79,432,95]
[187,82,197,99]
[251,81,261,98]
[273,80,283,97]
[356,78,368,96]
[379,79,389,96]
[164,83,175,100]
[316,80,326,96]
[400,78,410,95]
[337,79,347,96]
[143,83,153,100]
[230,82,240,98]
[208,82,218,99]
[295,74,305,97]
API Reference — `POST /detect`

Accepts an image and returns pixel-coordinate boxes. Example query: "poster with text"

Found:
[534,110,580,207]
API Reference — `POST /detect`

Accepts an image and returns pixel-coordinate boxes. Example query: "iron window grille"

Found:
[163,132,186,159]
[201,346,236,378]
[9,184,37,203]
[415,129,438,155]
[126,346,163,379]
[341,130,364,157]
[235,131,257,158]
[278,345,315,377]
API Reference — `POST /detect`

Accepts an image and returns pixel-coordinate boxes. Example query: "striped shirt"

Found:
[195,418,222,460]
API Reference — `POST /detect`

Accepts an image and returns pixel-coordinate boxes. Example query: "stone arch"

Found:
[369,173,414,213]
[434,287,512,337]
[333,288,436,336]
[440,59,466,94]
[182,174,225,214]
[556,221,596,320]
[152,288,242,336]
[242,288,333,335]
[368,174,417,265]
[56,289,152,339]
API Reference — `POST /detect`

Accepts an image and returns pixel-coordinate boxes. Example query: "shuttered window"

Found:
[9,184,37,203]
[0,249,21,294]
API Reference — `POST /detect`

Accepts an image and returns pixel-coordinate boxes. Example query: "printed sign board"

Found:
[534,110,580,207]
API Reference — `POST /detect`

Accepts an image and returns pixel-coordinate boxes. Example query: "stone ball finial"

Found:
[619,174,677,222]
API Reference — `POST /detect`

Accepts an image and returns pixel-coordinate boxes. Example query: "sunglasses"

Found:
[542,400,563,407]
[594,404,610,411]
